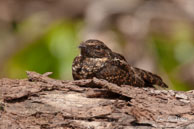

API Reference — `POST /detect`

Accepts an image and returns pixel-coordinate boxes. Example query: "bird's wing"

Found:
[96,58,146,86]
[132,67,168,88]
[109,56,168,87]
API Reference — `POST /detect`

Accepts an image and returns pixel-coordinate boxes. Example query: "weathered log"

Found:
[0,71,194,129]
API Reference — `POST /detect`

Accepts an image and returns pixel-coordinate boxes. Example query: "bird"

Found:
[72,39,168,88]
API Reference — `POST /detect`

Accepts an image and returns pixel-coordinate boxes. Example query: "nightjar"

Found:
[72,39,168,88]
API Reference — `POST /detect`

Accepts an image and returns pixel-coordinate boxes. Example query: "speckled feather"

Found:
[72,39,168,88]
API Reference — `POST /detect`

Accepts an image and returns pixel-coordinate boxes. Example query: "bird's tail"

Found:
[134,67,168,88]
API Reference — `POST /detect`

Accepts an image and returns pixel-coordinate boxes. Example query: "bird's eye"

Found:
[95,46,100,49]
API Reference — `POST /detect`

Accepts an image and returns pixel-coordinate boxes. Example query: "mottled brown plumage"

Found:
[72,39,168,88]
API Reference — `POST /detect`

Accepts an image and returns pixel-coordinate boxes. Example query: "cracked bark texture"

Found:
[0,71,194,129]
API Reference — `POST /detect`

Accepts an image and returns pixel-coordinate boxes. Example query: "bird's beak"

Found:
[78,43,86,49]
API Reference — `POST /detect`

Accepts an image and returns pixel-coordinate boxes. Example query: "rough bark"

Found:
[0,71,194,129]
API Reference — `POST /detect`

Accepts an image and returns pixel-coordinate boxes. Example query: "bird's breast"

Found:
[82,57,108,71]
[72,56,109,80]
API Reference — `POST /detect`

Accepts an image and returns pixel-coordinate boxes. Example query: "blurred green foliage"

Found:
[5,20,82,80]
[150,23,194,91]
[3,18,194,91]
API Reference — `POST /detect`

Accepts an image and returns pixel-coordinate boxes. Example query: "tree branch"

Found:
[0,71,194,129]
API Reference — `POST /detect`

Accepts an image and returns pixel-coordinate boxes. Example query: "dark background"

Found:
[0,0,194,91]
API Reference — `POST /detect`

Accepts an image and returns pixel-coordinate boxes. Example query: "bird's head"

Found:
[79,39,112,58]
